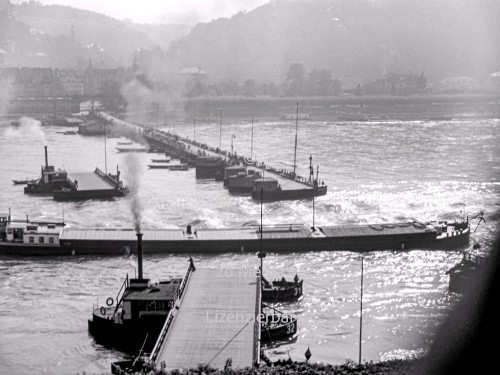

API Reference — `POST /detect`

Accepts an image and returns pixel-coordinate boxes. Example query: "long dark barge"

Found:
[1,216,470,256]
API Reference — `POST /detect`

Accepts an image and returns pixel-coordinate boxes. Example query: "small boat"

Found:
[147,164,189,170]
[262,275,303,302]
[261,304,297,342]
[446,251,485,293]
[151,157,172,163]
[116,146,148,153]
[117,141,133,145]
[12,178,38,185]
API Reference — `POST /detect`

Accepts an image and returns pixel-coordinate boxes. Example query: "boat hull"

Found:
[195,164,226,179]
[53,188,127,201]
[0,224,469,256]
[252,186,327,201]
[88,311,166,354]
[262,280,303,302]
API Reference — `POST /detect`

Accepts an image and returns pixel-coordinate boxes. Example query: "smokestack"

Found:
[136,232,143,280]
[44,146,48,168]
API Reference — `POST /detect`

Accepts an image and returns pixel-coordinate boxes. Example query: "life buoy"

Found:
[106,297,114,306]
[100,306,106,315]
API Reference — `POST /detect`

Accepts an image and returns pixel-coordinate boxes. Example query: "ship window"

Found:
[29,236,34,243]
[39,237,44,243]
[49,237,54,244]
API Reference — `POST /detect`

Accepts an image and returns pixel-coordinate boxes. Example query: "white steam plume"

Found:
[123,153,144,233]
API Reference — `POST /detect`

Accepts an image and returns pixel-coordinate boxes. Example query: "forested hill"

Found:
[167,0,500,83]
[10,0,156,65]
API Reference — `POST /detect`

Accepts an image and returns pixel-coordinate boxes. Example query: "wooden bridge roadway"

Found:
[149,266,261,370]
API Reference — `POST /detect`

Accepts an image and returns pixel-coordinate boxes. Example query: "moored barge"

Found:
[1,216,471,256]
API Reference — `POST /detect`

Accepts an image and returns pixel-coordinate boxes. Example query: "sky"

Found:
[10,0,272,24]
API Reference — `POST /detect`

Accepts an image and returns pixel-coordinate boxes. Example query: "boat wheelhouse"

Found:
[0,212,65,252]
[24,146,73,194]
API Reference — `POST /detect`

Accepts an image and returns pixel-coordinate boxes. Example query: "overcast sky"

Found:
[10,0,271,24]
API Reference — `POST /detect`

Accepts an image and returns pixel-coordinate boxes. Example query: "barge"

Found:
[52,167,128,201]
[1,215,471,256]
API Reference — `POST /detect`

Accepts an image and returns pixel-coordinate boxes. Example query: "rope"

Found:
[205,318,254,368]
[304,280,332,292]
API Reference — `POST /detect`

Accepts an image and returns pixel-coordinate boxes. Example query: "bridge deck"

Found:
[155,268,258,370]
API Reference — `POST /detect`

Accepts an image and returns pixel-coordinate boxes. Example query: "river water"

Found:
[0,117,499,374]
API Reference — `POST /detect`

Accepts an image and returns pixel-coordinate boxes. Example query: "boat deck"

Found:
[154,268,258,370]
[320,222,437,237]
[68,172,116,191]
[59,225,314,242]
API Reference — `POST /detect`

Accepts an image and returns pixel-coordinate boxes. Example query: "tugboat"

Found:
[88,233,184,354]
[24,146,73,194]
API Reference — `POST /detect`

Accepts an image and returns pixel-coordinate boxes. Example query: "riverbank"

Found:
[132,359,418,375]
[156,93,500,122]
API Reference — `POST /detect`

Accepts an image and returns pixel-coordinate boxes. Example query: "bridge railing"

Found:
[148,260,195,364]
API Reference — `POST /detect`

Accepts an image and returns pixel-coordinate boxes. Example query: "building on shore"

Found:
[7,97,80,116]
[363,73,427,95]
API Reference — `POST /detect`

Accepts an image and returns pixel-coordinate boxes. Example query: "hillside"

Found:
[166,0,500,84]
[8,0,160,66]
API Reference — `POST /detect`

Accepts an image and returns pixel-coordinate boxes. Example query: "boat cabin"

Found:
[0,213,10,240]
[40,166,68,184]
[120,278,180,321]
[253,177,279,193]
[3,221,64,245]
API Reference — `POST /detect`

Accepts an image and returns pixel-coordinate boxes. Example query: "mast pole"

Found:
[312,195,315,229]
[359,256,364,365]
[193,116,196,141]
[293,101,299,178]
[258,188,266,278]
[219,111,222,149]
[104,121,107,173]
[251,116,254,159]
